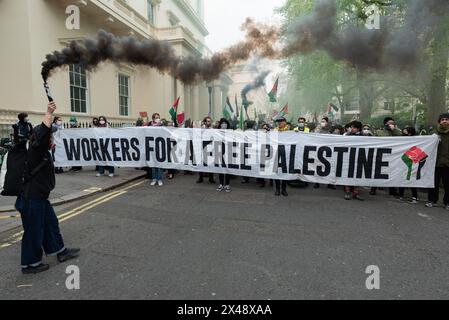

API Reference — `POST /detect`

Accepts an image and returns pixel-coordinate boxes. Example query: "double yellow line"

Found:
[0,180,145,249]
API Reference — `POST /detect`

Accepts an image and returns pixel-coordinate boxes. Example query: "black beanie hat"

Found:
[439,113,449,123]
[384,117,394,125]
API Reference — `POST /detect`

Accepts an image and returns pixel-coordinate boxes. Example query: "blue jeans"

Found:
[15,195,65,268]
[98,166,115,174]
[153,168,163,181]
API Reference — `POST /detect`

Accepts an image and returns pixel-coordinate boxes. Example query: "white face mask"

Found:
[221,123,228,129]
[363,130,370,135]
[155,118,161,123]
[321,121,327,127]
[24,118,29,123]
[57,121,63,126]
[100,120,106,125]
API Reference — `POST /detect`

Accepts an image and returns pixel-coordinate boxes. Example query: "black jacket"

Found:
[23,123,55,199]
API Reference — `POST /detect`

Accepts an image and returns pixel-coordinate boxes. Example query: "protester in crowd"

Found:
[241,120,257,184]
[197,116,216,184]
[294,117,311,133]
[314,117,332,188]
[371,117,401,197]
[274,117,289,196]
[52,117,64,174]
[315,117,331,134]
[216,118,232,193]
[398,126,419,203]
[68,117,82,172]
[344,121,364,201]
[136,117,144,127]
[92,117,100,128]
[96,116,115,178]
[376,117,402,137]
[13,112,33,149]
[149,113,164,186]
[426,114,449,209]
[343,123,351,136]
[362,124,374,136]
[15,102,79,274]
[330,125,344,135]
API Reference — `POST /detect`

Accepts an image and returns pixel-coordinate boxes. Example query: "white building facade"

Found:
[0,0,231,136]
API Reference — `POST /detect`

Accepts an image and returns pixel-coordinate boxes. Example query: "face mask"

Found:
[57,121,63,126]
[100,120,106,125]
[24,118,29,123]
[221,123,228,129]
[298,123,305,128]
[363,130,370,135]
[155,119,161,123]
[321,122,327,127]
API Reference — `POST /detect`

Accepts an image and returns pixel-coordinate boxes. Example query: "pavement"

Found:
[1,174,449,300]
[0,167,146,233]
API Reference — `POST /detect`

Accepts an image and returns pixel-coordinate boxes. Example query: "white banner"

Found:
[54,127,439,187]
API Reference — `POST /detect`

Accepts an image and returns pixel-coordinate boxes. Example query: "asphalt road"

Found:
[1,175,449,300]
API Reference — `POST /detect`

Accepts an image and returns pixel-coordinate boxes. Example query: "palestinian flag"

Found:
[177,112,185,126]
[273,103,289,121]
[169,97,181,126]
[328,103,339,116]
[268,78,279,103]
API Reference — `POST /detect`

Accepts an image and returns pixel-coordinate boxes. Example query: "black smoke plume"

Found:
[41,19,279,84]
[241,71,270,108]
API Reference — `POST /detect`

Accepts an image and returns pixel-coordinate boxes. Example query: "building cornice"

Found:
[173,0,209,36]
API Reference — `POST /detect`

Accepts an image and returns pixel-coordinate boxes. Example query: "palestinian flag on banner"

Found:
[169,97,181,126]
[268,78,279,103]
[223,97,234,120]
[273,103,289,121]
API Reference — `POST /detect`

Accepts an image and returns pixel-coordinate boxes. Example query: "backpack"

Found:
[1,145,48,197]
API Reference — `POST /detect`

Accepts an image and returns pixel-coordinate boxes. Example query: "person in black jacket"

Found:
[12,113,33,148]
[14,102,79,274]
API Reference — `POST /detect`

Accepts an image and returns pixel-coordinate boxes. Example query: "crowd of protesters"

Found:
[15,110,449,211]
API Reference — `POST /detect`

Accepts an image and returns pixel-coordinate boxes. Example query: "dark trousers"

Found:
[275,180,287,192]
[15,195,65,267]
[428,167,449,205]
[399,188,418,199]
[219,174,230,186]
[98,166,115,174]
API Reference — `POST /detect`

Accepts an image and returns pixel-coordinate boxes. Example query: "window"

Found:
[119,74,130,116]
[147,0,154,24]
[69,65,88,113]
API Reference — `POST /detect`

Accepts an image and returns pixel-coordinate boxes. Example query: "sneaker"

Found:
[225,186,231,193]
[281,190,288,197]
[369,190,376,196]
[196,178,204,184]
[353,194,364,201]
[275,190,281,196]
[216,185,224,192]
[158,180,164,187]
[22,263,50,275]
[409,198,419,204]
[108,173,114,178]
[425,202,435,208]
[57,248,80,263]
[96,173,103,177]
[344,192,351,200]
[446,205,449,211]
[150,180,157,186]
